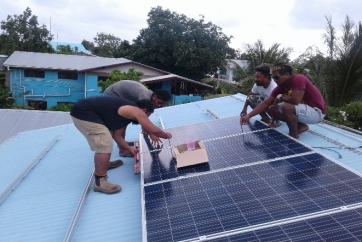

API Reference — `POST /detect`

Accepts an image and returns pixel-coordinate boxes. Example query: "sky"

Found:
[1,0,361,59]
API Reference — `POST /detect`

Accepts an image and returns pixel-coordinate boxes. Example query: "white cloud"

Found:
[0,0,361,59]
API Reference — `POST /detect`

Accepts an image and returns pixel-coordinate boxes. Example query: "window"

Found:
[24,69,45,78]
[27,100,47,110]
[58,71,78,80]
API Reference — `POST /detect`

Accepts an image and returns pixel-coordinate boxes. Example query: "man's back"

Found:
[103,80,153,104]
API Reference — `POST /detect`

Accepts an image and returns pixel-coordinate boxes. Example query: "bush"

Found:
[50,103,73,112]
[0,72,13,108]
[325,106,346,124]
[239,76,255,95]
[217,82,241,95]
[345,101,362,130]
[99,69,142,92]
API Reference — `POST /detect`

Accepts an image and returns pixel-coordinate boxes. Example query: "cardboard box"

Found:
[174,141,209,168]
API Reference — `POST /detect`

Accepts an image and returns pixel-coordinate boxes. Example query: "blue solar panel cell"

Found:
[144,153,362,241]
[142,128,311,184]
[210,208,362,242]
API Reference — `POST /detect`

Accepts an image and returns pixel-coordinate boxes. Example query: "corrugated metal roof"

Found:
[141,74,214,89]
[0,109,71,144]
[3,51,131,71]
[0,94,361,241]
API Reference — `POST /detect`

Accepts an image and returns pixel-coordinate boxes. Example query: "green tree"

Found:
[323,16,336,59]
[83,33,131,58]
[55,44,76,54]
[99,69,142,91]
[131,7,235,80]
[324,16,362,106]
[242,40,291,73]
[0,7,53,54]
[0,72,12,108]
[81,39,95,53]
[293,46,329,101]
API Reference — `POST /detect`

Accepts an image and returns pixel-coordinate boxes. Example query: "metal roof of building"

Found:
[0,109,71,144]
[0,93,361,241]
[3,51,131,71]
[141,74,214,89]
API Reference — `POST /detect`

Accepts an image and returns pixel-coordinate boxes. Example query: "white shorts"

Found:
[295,104,325,124]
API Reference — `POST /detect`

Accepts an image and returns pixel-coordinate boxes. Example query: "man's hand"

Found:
[240,114,250,125]
[128,146,139,161]
[149,134,162,147]
[164,132,172,139]
[240,110,247,117]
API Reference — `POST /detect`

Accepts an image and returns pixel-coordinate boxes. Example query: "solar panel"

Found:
[142,128,311,184]
[209,207,362,241]
[143,153,362,242]
[168,116,268,146]
[140,117,362,242]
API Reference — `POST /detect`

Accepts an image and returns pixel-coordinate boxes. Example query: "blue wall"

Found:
[9,69,202,108]
[172,95,202,105]
[10,69,101,108]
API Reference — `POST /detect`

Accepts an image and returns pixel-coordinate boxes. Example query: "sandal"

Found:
[108,159,124,170]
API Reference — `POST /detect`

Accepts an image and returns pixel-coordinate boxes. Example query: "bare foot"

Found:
[288,132,299,139]
[297,123,309,134]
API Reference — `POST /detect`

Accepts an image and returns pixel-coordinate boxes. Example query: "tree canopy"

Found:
[0,7,53,55]
[131,7,235,80]
[241,40,292,73]
[296,16,362,106]
[82,33,132,58]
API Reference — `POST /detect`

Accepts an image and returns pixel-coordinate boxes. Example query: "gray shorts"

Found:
[295,104,325,124]
[278,103,324,124]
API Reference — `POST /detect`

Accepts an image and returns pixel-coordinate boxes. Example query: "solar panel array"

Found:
[140,117,362,242]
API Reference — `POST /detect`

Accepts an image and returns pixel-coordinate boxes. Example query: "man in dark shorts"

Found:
[240,64,326,139]
[71,96,172,194]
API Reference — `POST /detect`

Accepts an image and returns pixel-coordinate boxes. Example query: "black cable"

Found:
[312,147,343,159]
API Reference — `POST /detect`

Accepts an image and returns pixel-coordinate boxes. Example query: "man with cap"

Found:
[71,96,172,194]
[104,80,171,156]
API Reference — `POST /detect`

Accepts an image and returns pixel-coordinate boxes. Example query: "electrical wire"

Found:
[312,145,362,159]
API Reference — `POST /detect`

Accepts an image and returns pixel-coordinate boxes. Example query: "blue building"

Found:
[3,51,213,109]
[49,41,93,55]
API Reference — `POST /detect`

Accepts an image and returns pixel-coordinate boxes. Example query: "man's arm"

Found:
[241,99,249,115]
[280,89,304,105]
[240,96,274,124]
[118,106,172,139]
[112,128,138,156]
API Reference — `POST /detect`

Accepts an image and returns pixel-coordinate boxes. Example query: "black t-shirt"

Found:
[70,96,135,131]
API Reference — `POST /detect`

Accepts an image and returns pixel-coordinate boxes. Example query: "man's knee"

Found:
[280,102,295,114]
[267,105,278,115]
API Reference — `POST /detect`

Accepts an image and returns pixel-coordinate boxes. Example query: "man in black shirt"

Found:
[71,96,172,194]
